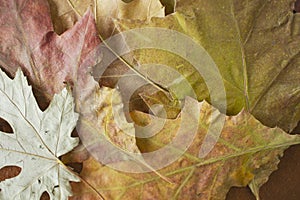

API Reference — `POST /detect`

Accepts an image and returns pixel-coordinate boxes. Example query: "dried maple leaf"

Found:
[78,86,141,154]
[0,0,101,103]
[115,0,300,132]
[0,69,79,199]
[67,97,300,200]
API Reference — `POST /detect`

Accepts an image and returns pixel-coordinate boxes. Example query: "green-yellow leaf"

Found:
[116,0,300,132]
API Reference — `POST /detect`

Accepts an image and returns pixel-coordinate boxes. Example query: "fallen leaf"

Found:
[0,0,101,104]
[115,0,300,132]
[47,0,170,114]
[2,1,299,200]
[78,86,141,154]
[67,97,300,200]
[0,69,79,199]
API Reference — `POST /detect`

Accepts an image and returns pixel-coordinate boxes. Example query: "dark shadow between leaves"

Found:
[292,121,300,134]
[160,0,176,15]
[293,0,300,13]
[65,162,83,174]
[122,0,134,3]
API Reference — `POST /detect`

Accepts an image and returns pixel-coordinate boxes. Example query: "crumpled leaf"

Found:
[49,0,165,38]
[78,86,141,154]
[76,84,174,184]
[67,97,300,200]
[0,69,79,199]
[115,0,300,132]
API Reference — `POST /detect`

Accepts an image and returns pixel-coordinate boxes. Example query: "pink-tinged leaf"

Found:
[68,99,300,200]
[0,0,101,101]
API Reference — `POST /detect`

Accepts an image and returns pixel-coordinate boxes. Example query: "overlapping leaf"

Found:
[67,98,300,199]
[1,0,300,199]
[0,0,148,186]
[49,0,165,38]
[0,0,146,166]
[115,0,300,132]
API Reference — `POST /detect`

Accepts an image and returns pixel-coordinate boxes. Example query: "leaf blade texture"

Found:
[69,98,300,200]
[115,0,300,132]
[0,0,101,102]
[49,0,165,38]
[0,69,79,200]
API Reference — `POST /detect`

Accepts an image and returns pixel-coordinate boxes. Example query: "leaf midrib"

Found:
[229,0,298,115]
[14,0,43,86]
[230,1,250,111]
[97,138,300,192]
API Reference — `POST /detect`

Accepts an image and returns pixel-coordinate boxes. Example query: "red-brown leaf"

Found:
[0,0,101,102]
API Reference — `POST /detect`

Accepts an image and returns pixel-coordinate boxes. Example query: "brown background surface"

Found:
[226,144,300,200]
